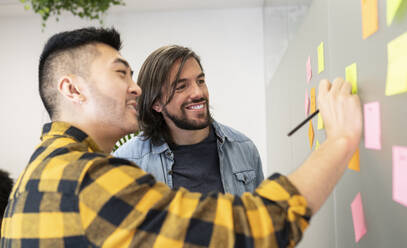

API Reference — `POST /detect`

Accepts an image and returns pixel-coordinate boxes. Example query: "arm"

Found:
[252,143,265,187]
[78,158,311,247]
[288,78,362,214]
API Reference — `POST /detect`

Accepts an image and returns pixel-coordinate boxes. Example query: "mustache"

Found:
[181,98,208,108]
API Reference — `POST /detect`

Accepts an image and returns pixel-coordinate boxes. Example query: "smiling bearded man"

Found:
[114,45,264,195]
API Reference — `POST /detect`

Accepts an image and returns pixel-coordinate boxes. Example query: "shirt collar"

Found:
[41,121,104,153]
[211,120,227,143]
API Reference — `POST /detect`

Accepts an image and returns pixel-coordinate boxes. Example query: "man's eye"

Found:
[117,70,126,75]
[198,79,205,84]
[176,84,186,91]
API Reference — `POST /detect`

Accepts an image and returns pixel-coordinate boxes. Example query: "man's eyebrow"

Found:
[172,72,205,85]
[197,72,205,78]
[113,58,134,76]
[113,58,130,68]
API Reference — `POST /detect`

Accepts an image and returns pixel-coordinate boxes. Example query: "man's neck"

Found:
[169,126,210,146]
[56,118,119,154]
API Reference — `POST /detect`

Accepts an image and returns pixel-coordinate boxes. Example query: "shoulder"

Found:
[213,121,251,143]
[113,133,153,159]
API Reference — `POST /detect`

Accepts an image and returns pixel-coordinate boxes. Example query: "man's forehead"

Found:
[93,43,129,66]
[169,58,203,80]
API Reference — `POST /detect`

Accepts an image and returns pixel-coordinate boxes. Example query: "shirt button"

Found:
[168,170,173,175]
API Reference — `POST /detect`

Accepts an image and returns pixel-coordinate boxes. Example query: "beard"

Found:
[162,98,212,130]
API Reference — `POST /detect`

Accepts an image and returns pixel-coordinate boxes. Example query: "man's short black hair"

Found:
[0,169,13,220]
[39,27,122,119]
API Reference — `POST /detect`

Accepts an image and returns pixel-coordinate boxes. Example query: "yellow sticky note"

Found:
[387,0,403,26]
[317,113,324,130]
[315,140,320,150]
[348,149,360,171]
[346,63,358,94]
[386,32,407,96]
[310,88,316,114]
[318,42,325,73]
[361,0,379,39]
[308,121,314,149]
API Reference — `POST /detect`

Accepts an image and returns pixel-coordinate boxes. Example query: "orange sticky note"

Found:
[308,120,314,149]
[348,149,360,171]
[361,0,379,39]
[310,88,316,113]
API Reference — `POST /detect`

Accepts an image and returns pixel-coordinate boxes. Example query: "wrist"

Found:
[325,136,356,159]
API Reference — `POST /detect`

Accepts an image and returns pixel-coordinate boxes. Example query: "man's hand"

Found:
[288,78,362,214]
[318,78,362,154]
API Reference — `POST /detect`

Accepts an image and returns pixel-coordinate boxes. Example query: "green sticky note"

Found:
[318,42,325,74]
[317,113,324,130]
[387,0,403,26]
[386,32,407,96]
[346,63,358,94]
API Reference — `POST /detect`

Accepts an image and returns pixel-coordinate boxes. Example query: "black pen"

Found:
[287,109,320,136]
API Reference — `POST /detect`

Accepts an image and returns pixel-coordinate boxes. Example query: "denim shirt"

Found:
[114,121,264,196]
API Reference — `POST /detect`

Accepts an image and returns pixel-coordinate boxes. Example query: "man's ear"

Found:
[57,75,85,104]
[152,100,163,113]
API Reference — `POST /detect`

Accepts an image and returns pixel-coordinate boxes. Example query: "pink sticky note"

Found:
[306,56,312,83]
[393,146,407,207]
[364,102,381,150]
[351,192,367,243]
[305,90,310,116]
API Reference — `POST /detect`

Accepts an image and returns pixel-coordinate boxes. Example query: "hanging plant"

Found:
[19,0,126,28]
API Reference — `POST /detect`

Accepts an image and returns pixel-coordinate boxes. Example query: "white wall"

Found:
[262,4,310,172]
[0,7,267,179]
[263,4,310,86]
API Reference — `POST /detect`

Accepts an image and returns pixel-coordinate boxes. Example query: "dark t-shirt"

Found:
[170,128,224,194]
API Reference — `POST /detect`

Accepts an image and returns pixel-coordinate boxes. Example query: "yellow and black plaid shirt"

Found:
[1,122,312,247]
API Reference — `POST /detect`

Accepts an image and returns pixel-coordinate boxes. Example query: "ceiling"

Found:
[0,0,313,16]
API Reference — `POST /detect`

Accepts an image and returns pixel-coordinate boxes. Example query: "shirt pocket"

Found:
[233,170,256,185]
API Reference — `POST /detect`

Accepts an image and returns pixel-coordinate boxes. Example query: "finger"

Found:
[330,77,345,95]
[340,81,352,95]
[318,79,331,98]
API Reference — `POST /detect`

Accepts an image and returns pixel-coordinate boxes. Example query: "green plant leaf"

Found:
[19,0,126,29]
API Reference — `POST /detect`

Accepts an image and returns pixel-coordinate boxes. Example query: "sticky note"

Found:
[348,148,360,171]
[315,140,320,150]
[310,88,316,114]
[361,0,379,39]
[305,90,310,116]
[387,0,403,26]
[308,120,314,149]
[317,113,324,130]
[318,42,325,73]
[346,63,358,94]
[306,56,312,83]
[386,32,407,96]
[393,146,407,207]
[351,192,367,243]
[364,102,381,150]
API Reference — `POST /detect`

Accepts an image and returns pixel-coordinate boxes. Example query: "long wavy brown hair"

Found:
[137,45,206,145]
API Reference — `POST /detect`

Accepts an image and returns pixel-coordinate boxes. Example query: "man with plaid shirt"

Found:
[1,27,362,247]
